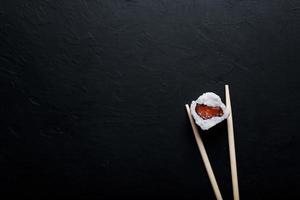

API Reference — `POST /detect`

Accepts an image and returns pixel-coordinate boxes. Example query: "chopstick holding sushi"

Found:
[225,85,240,200]
[185,85,239,200]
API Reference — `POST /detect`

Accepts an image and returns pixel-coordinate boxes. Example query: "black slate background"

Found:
[0,0,299,199]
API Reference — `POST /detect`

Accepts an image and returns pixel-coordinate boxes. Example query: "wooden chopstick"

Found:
[225,85,240,200]
[185,104,223,200]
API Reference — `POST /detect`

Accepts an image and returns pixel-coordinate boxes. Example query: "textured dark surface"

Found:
[0,0,300,199]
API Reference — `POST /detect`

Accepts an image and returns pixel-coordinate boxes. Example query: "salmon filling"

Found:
[195,104,224,120]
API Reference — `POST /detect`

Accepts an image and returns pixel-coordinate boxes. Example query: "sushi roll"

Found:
[191,92,230,130]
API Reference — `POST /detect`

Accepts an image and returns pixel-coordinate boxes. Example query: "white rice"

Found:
[191,92,230,130]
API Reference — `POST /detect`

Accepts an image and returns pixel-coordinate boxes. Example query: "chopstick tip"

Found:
[225,84,229,91]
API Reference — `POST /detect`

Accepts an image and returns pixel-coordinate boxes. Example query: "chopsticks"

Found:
[185,105,223,200]
[225,85,240,200]
[185,85,240,200]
